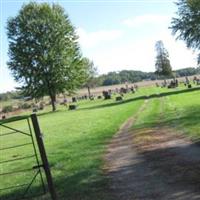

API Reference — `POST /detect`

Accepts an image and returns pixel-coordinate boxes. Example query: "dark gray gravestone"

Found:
[72,97,77,103]
[97,96,102,99]
[116,96,123,101]
[69,105,77,110]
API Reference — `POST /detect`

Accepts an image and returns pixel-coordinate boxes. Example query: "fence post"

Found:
[31,114,57,200]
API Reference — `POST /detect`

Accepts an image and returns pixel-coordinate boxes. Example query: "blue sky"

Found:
[0,0,198,92]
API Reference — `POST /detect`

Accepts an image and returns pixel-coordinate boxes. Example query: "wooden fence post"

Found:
[31,114,57,200]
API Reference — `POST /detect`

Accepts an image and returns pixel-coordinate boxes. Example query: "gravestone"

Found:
[72,97,77,103]
[69,105,77,110]
[97,96,102,99]
[102,91,111,100]
[90,97,94,100]
[116,96,123,101]
[39,102,44,110]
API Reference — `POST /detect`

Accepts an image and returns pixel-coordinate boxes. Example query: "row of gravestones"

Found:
[49,85,139,111]
[100,85,139,102]
[156,76,200,89]
[156,79,179,88]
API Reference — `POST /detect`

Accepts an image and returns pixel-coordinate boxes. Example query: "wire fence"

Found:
[0,115,48,200]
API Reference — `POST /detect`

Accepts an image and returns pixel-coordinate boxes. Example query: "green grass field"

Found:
[1,84,200,200]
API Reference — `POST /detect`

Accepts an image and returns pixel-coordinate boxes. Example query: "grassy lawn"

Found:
[1,84,200,200]
[134,87,200,140]
[1,91,146,200]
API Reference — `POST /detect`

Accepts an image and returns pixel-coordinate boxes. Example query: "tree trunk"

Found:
[50,94,56,111]
[87,86,91,98]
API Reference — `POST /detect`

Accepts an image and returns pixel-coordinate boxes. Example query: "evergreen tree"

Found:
[155,40,172,77]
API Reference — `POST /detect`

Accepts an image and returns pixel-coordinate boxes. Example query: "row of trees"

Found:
[91,67,200,87]
[0,91,23,101]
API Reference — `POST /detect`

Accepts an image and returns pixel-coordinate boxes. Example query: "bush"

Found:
[18,103,31,109]
[2,105,13,113]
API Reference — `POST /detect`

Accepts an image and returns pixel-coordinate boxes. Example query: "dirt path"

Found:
[104,100,200,200]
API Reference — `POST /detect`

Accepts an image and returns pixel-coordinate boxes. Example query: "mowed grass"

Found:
[1,84,200,200]
[133,86,200,140]
[1,90,147,200]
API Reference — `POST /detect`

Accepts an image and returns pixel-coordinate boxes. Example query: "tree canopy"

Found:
[171,0,200,63]
[7,2,92,111]
[155,40,172,77]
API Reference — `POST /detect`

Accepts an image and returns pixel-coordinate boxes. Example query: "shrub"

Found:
[19,103,31,109]
[2,105,13,113]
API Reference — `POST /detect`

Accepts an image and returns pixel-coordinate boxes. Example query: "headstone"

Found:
[97,96,102,99]
[102,91,111,100]
[72,97,77,103]
[116,96,123,101]
[69,105,77,110]
[90,96,94,100]
[39,102,44,110]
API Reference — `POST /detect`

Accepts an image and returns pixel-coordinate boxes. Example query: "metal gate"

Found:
[0,114,57,200]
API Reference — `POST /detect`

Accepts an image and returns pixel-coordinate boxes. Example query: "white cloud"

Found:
[89,30,198,74]
[123,14,171,27]
[76,28,123,48]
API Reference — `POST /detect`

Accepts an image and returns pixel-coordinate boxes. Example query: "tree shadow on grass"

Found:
[0,163,114,200]
[107,141,200,200]
[0,131,115,200]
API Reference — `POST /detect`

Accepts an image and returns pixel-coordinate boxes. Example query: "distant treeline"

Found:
[1,67,200,101]
[95,67,200,86]
[0,91,22,101]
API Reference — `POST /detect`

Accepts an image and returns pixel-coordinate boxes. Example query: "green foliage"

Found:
[92,67,199,87]
[0,91,22,101]
[7,2,90,111]
[171,0,200,49]
[175,67,197,77]
[2,105,13,113]
[82,58,98,96]
[171,0,200,63]
[96,70,157,86]
[155,40,172,77]
[18,102,31,109]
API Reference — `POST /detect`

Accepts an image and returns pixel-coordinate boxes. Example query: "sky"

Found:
[0,0,198,93]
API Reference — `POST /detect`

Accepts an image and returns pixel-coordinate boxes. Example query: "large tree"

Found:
[155,40,172,77]
[7,2,90,111]
[171,0,200,63]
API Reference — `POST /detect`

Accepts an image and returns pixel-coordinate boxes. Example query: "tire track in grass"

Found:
[104,96,200,200]
[103,100,149,199]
